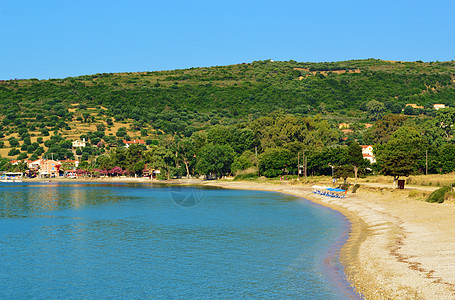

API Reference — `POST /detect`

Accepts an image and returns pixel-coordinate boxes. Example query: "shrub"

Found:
[146,139,159,146]
[9,137,19,147]
[352,184,360,193]
[339,183,350,191]
[426,186,452,203]
[41,128,49,136]
[116,127,127,137]
[17,152,28,160]
[234,173,258,181]
[8,148,20,156]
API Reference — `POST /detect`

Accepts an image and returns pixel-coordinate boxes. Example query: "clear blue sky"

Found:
[1,0,454,80]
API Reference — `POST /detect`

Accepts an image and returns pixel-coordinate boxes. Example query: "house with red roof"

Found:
[123,139,146,148]
[361,145,376,164]
[27,159,44,170]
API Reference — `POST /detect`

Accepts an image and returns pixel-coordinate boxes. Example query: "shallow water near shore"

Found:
[0,182,358,299]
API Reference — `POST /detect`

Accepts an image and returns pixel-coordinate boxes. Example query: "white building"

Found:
[433,104,446,110]
[361,145,376,164]
[72,138,86,148]
[27,159,44,170]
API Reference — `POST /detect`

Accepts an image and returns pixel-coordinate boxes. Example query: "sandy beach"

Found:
[201,180,455,299]
[21,177,455,298]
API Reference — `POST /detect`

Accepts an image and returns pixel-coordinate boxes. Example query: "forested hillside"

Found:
[1,59,455,179]
[2,59,455,130]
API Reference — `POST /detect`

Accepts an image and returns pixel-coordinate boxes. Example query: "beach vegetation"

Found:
[375,126,425,186]
[426,185,452,203]
[231,150,256,175]
[351,184,360,193]
[233,173,258,181]
[195,144,234,178]
[258,148,293,178]
[334,165,354,184]
[347,141,366,184]
[338,182,351,191]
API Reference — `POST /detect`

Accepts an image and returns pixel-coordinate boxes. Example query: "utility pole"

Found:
[302,150,307,180]
[329,164,335,186]
[426,150,428,176]
[255,146,259,177]
[304,152,307,180]
[297,152,300,180]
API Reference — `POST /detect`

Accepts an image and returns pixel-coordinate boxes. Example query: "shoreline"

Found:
[202,181,366,298]
[17,177,455,298]
[201,180,455,299]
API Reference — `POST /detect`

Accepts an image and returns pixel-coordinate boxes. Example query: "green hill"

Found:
[1,58,455,162]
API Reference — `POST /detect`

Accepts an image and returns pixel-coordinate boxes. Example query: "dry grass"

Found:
[0,109,154,159]
[407,190,431,201]
[407,173,455,187]
[234,167,258,176]
[0,148,11,158]
[355,174,455,187]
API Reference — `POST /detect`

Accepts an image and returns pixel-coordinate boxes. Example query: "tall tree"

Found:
[258,148,294,178]
[334,164,353,184]
[376,126,424,187]
[436,107,455,140]
[176,137,196,178]
[144,146,174,179]
[365,114,407,145]
[347,141,365,184]
[195,144,234,178]
[366,100,386,121]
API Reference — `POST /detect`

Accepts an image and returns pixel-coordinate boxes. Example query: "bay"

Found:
[0,182,357,299]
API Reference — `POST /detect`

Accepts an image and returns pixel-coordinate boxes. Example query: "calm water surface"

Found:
[0,182,358,299]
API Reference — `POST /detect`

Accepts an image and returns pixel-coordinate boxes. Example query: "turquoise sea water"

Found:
[0,182,359,299]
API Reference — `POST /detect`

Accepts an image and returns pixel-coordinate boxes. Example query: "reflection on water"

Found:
[0,182,357,299]
[0,183,141,218]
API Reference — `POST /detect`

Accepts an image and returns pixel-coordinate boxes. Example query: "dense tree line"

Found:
[3,110,455,182]
[56,111,455,181]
